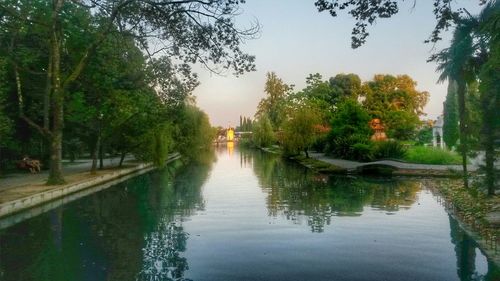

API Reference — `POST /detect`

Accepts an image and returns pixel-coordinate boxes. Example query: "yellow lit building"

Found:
[226,127,235,142]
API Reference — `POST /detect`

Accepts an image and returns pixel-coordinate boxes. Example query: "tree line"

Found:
[0,0,258,184]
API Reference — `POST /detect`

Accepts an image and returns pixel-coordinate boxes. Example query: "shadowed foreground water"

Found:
[0,146,499,281]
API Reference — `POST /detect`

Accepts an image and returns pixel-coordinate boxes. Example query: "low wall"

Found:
[0,154,180,220]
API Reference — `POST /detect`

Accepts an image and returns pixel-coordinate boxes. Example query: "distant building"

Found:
[227,127,235,142]
[432,115,445,149]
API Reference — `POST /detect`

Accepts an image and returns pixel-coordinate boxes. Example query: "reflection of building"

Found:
[227,127,234,142]
[433,115,445,149]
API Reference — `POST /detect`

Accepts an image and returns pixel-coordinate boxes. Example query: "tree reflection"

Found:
[448,215,500,281]
[250,150,420,232]
[136,221,190,281]
[0,150,215,281]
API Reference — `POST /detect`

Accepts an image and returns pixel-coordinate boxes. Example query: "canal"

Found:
[0,146,499,281]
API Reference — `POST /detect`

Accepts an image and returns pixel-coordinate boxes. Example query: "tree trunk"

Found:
[47,131,64,184]
[484,134,495,195]
[46,54,64,184]
[90,134,100,174]
[456,78,468,188]
[304,148,309,158]
[99,142,104,170]
[119,152,126,167]
[46,0,65,185]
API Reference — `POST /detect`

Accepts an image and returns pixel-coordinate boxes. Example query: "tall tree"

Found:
[443,80,460,148]
[0,0,257,184]
[431,13,483,189]
[477,1,500,195]
[255,72,293,129]
[362,74,429,140]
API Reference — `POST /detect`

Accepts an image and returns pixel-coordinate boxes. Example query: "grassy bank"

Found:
[403,146,462,165]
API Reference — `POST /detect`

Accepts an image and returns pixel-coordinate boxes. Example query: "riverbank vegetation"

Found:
[0,0,256,184]
[247,2,499,195]
[404,146,462,165]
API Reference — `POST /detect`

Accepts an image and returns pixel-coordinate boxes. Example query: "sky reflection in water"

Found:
[0,146,498,281]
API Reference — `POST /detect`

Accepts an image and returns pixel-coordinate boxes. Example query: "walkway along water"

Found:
[309,152,478,176]
[0,153,181,219]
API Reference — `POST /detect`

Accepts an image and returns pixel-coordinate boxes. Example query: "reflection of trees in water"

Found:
[250,149,420,232]
[448,215,500,281]
[0,150,215,281]
[137,221,190,281]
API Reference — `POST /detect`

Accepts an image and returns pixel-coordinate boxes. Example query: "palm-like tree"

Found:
[431,18,477,188]
[432,1,499,191]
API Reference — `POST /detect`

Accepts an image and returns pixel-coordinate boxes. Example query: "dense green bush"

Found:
[372,141,408,159]
[329,134,373,161]
[326,100,373,160]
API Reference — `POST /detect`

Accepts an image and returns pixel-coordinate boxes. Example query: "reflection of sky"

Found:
[193,0,481,126]
[180,147,497,281]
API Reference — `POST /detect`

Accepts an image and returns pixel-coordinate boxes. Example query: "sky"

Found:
[192,0,478,127]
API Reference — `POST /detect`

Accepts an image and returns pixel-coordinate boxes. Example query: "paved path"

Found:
[309,152,479,172]
[0,157,134,191]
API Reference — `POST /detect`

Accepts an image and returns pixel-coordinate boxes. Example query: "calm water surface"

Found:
[0,146,499,281]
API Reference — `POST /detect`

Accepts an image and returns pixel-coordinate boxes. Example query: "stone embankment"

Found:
[0,153,180,219]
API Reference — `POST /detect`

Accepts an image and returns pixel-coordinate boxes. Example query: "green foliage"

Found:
[282,105,322,156]
[404,146,462,165]
[237,116,253,132]
[478,17,500,194]
[252,115,275,148]
[329,73,362,102]
[173,105,215,159]
[416,126,433,146]
[326,100,372,160]
[362,74,429,140]
[372,141,408,160]
[443,80,459,148]
[256,72,293,129]
[0,59,12,149]
[329,135,373,161]
[328,100,372,142]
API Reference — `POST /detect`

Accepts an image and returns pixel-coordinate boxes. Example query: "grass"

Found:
[403,146,463,165]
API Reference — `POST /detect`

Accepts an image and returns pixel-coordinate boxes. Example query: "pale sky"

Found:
[192,0,479,127]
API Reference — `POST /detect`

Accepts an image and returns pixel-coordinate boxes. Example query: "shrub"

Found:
[372,141,407,159]
[329,134,373,161]
[351,143,374,161]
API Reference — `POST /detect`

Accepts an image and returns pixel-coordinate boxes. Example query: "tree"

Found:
[329,73,362,102]
[431,14,483,189]
[362,74,429,140]
[327,99,372,160]
[282,104,322,157]
[0,0,257,184]
[477,1,500,195]
[252,115,275,148]
[256,72,293,129]
[443,80,460,148]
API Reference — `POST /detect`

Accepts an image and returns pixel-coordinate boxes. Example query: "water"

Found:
[0,146,498,281]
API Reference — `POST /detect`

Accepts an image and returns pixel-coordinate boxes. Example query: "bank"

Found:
[0,153,182,219]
